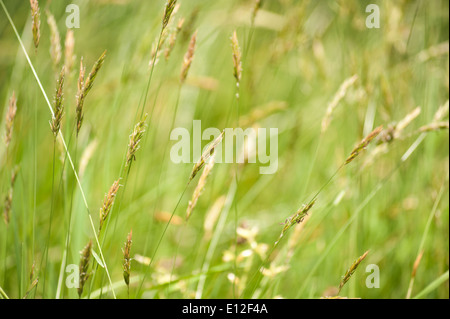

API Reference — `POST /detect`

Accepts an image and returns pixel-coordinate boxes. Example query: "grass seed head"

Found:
[78,240,92,297]
[4,91,17,148]
[186,154,215,221]
[231,30,242,85]
[76,51,106,136]
[180,31,197,83]
[281,199,316,237]
[162,0,177,31]
[345,125,383,165]
[321,75,358,133]
[46,11,61,67]
[338,250,369,293]
[122,230,132,287]
[126,114,148,167]
[190,131,224,181]
[3,167,19,225]
[99,179,121,233]
[50,66,65,137]
[30,0,40,50]
[64,30,75,75]
[165,18,185,60]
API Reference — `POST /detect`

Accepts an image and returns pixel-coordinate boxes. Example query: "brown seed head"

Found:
[4,91,17,148]
[345,126,383,165]
[64,30,75,75]
[46,11,61,67]
[99,179,121,233]
[30,0,40,50]
[180,31,197,83]
[165,18,185,60]
[231,30,242,85]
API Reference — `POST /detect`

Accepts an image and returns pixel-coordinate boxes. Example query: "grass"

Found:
[0,0,448,299]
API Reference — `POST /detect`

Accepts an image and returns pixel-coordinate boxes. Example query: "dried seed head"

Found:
[433,100,449,122]
[78,240,92,297]
[186,153,215,221]
[190,131,224,181]
[231,30,242,85]
[50,66,65,137]
[338,250,369,293]
[165,18,185,60]
[46,11,61,67]
[64,30,75,75]
[418,121,449,132]
[126,114,148,167]
[99,179,121,233]
[180,31,197,83]
[4,91,17,148]
[321,75,358,133]
[122,230,132,287]
[345,125,383,165]
[30,0,40,50]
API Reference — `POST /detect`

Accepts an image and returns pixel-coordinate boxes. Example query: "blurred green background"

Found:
[0,0,448,299]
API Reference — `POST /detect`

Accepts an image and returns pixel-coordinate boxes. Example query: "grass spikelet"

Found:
[50,66,65,137]
[162,0,177,31]
[76,58,86,135]
[29,0,40,50]
[76,50,106,135]
[46,11,61,67]
[338,250,369,293]
[345,125,383,165]
[64,30,75,75]
[180,31,197,83]
[321,74,358,133]
[83,50,107,96]
[99,179,121,233]
[122,230,132,288]
[126,114,148,167]
[186,153,215,221]
[4,91,17,148]
[278,199,316,240]
[78,240,92,298]
[165,18,184,60]
[231,30,242,86]
[3,166,19,225]
[433,100,449,122]
[190,131,224,181]
[418,121,449,132]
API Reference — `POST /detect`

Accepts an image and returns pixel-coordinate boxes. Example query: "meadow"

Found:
[0,0,448,299]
